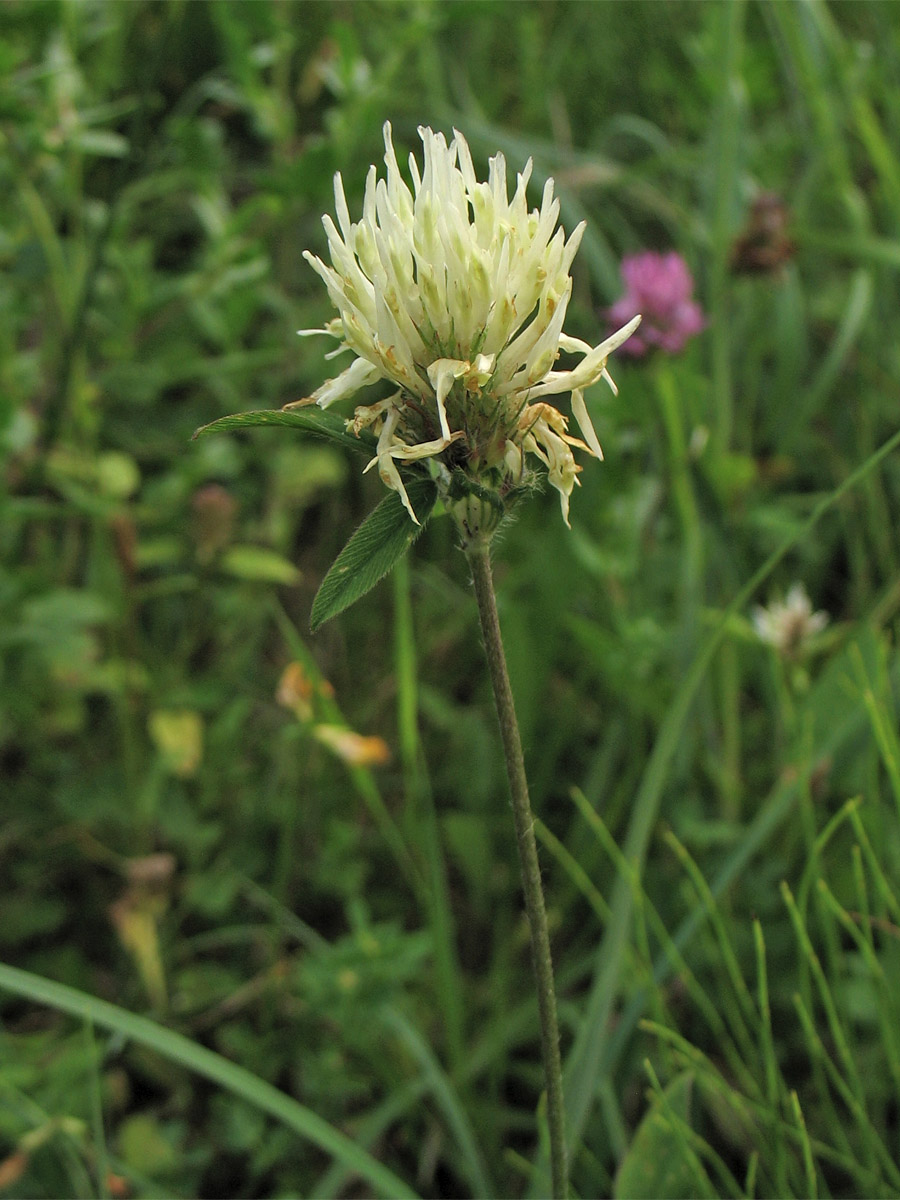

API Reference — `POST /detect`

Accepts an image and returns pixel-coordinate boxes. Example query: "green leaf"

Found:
[71,128,130,158]
[221,545,301,585]
[117,1113,178,1174]
[192,407,375,456]
[311,480,437,632]
[614,1072,697,1200]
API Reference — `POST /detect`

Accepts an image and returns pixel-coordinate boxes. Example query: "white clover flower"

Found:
[296,122,640,529]
[752,583,829,656]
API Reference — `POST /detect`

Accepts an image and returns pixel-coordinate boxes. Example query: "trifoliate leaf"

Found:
[311,479,437,631]
[192,407,375,456]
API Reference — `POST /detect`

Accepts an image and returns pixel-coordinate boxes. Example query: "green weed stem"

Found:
[465,540,568,1199]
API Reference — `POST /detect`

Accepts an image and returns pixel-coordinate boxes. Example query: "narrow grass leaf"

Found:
[754,919,788,1195]
[0,963,418,1200]
[644,1060,745,1200]
[664,831,758,1043]
[851,844,873,951]
[745,1151,759,1198]
[613,1070,704,1200]
[644,1020,859,1196]
[600,661,895,1136]
[809,1,900,213]
[786,884,900,1192]
[310,479,437,631]
[782,883,864,1101]
[796,230,900,268]
[791,991,900,1192]
[381,1006,493,1199]
[83,1019,111,1200]
[541,423,900,1192]
[850,643,900,821]
[793,268,872,428]
[796,796,862,924]
[848,805,900,925]
[392,560,466,1074]
[534,815,610,925]
[815,877,900,1094]
[707,0,745,450]
[789,1089,818,1200]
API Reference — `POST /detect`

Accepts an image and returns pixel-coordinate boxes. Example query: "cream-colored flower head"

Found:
[298,122,640,528]
[752,583,829,656]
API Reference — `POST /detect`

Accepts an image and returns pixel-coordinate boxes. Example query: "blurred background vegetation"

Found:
[3,0,900,1196]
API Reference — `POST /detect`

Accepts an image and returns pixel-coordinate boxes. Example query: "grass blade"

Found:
[381,1006,493,1199]
[537,423,900,1188]
[0,963,418,1200]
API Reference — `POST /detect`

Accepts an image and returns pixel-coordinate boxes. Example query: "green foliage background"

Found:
[3,1,900,1197]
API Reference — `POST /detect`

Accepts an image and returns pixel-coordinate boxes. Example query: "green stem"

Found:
[465,539,568,1199]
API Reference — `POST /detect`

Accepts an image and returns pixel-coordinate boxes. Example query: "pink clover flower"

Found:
[607,251,704,357]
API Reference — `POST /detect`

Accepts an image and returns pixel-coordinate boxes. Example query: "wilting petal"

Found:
[527,315,642,399]
[426,358,470,440]
[388,431,465,461]
[312,357,382,408]
[571,389,603,460]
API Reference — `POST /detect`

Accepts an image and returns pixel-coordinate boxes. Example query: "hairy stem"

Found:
[465,539,568,1198]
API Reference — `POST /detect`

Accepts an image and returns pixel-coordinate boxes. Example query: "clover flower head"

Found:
[606,251,704,357]
[752,583,829,656]
[297,122,640,530]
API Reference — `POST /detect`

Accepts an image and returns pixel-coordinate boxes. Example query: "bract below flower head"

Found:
[298,122,641,529]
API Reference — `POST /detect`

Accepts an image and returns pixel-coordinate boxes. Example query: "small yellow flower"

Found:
[297,123,640,528]
[277,661,336,722]
[313,724,391,767]
[148,709,203,778]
